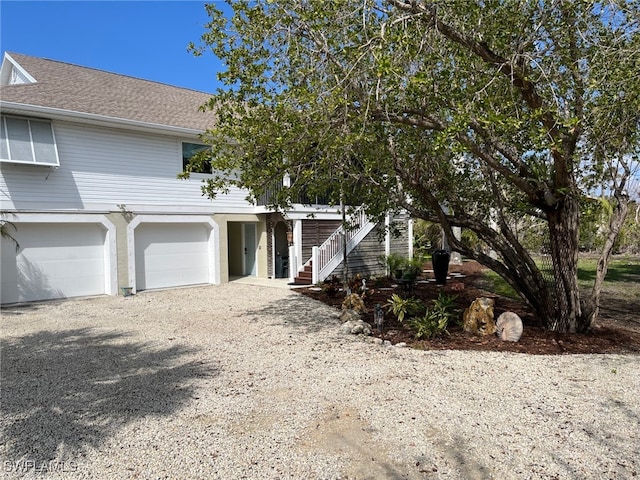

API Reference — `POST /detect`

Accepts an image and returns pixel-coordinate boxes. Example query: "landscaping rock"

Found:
[496,311,524,342]
[462,297,497,336]
[340,318,372,336]
[339,308,361,323]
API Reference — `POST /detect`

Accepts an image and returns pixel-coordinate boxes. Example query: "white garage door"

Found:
[0,223,107,304]
[135,223,211,291]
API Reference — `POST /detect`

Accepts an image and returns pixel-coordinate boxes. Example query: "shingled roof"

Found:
[0,52,215,132]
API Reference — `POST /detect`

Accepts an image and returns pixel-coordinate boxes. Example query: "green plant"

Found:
[381,253,405,278]
[321,275,341,297]
[385,294,424,322]
[409,310,450,338]
[403,255,425,278]
[432,292,458,313]
[0,211,19,250]
[402,256,425,281]
[409,293,458,338]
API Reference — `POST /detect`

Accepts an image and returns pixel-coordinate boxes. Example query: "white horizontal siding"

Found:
[0,121,251,212]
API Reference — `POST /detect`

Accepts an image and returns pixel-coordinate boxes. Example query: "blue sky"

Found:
[0,1,228,93]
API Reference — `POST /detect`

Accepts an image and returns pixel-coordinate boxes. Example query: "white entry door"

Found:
[135,223,210,291]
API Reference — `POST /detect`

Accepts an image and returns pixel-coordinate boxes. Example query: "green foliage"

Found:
[0,212,19,250]
[409,310,450,339]
[579,200,640,255]
[403,255,426,279]
[413,220,442,256]
[320,275,340,297]
[409,293,458,339]
[188,0,640,331]
[381,254,425,279]
[385,294,425,323]
[381,253,405,278]
[577,256,640,287]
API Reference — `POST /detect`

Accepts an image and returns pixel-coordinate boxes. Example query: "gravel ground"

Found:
[1,283,639,479]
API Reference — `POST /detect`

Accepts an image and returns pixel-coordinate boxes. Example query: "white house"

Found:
[0,52,410,304]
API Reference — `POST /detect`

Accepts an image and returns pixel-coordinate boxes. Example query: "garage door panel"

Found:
[135,223,210,291]
[1,223,107,304]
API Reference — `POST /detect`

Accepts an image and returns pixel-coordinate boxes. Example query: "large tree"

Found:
[187,0,640,333]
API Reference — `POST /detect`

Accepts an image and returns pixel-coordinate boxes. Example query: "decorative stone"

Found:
[462,297,497,336]
[339,309,361,323]
[496,311,524,342]
[339,318,372,336]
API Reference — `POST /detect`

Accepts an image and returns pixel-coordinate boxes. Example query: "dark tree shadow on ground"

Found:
[243,293,342,334]
[1,328,215,469]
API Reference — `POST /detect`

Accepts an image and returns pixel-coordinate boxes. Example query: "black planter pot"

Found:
[432,250,451,285]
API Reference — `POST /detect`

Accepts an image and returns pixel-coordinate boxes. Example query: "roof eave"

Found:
[0,101,204,136]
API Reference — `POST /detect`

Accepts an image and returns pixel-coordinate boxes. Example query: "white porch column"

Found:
[288,244,296,283]
[384,214,391,256]
[311,246,319,284]
[293,219,303,273]
[408,217,414,259]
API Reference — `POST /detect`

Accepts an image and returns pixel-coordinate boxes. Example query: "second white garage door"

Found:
[134,223,211,291]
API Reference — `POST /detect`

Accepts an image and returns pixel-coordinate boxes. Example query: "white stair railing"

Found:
[306,206,376,283]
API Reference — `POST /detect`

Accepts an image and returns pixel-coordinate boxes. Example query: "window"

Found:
[182,142,211,174]
[0,115,60,166]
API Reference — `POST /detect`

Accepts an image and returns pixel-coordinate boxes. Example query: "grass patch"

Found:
[480,270,520,299]
[480,256,640,300]
[577,256,640,286]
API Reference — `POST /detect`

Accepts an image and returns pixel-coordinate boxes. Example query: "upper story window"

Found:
[0,115,60,166]
[182,142,211,174]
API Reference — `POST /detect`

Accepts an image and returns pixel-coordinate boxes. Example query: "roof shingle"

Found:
[0,53,215,131]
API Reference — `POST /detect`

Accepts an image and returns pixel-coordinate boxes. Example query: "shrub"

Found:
[385,294,425,323]
[342,293,367,313]
[408,293,458,338]
[381,253,406,278]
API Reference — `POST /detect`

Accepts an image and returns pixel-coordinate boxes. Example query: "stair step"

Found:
[293,261,313,285]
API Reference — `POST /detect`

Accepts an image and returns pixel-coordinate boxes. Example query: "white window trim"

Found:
[0,115,60,166]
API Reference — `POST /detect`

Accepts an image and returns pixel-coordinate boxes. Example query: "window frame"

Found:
[181,141,212,176]
[0,115,60,167]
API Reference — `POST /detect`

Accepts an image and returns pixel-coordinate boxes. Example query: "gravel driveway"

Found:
[1,283,638,479]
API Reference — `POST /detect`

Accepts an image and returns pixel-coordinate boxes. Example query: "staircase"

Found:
[293,262,313,285]
[293,206,376,285]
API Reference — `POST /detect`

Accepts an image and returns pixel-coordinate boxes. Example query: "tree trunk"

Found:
[546,196,584,333]
[583,195,630,329]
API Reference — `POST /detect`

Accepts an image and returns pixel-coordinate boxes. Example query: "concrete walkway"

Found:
[228,275,304,289]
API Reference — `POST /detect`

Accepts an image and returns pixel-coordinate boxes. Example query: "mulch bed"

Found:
[296,261,640,355]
